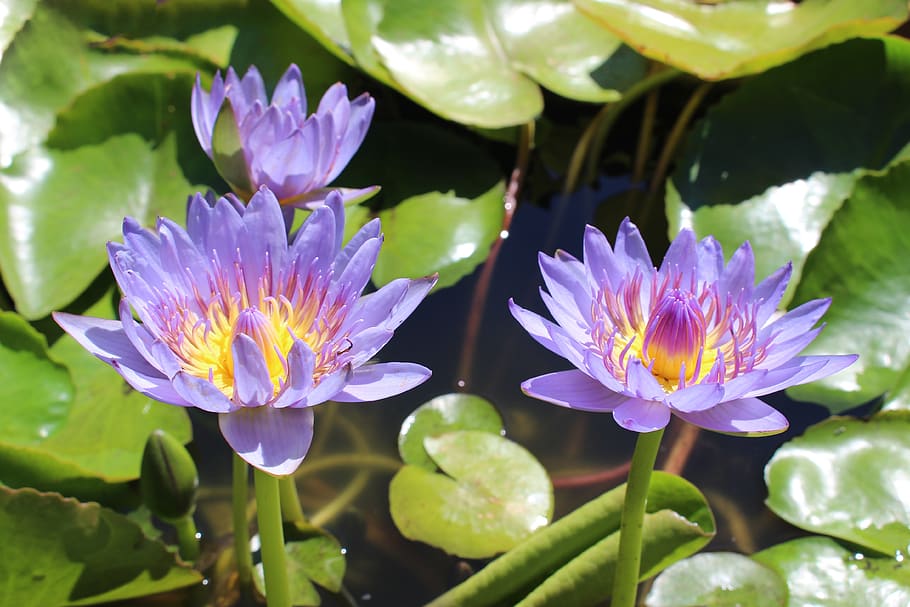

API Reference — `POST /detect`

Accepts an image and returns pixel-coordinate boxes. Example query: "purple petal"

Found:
[541,289,590,345]
[172,371,237,413]
[612,399,671,432]
[625,359,665,400]
[659,227,697,284]
[326,92,375,183]
[238,187,289,289]
[227,65,267,118]
[695,235,725,283]
[583,224,623,291]
[336,218,381,276]
[270,64,306,113]
[673,397,788,436]
[538,251,592,327]
[334,235,381,299]
[231,334,274,408]
[521,370,629,412]
[753,262,792,327]
[284,185,381,210]
[763,298,830,343]
[613,217,653,275]
[111,359,190,406]
[719,241,755,297]
[743,354,857,398]
[271,340,316,408]
[582,350,628,393]
[332,362,430,402]
[306,364,354,404]
[509,300,587,370]
[253,128,319,197]
[191,71,225,157]
[219,406,314,476]
[666,382,725,413]
[119,298,180,376]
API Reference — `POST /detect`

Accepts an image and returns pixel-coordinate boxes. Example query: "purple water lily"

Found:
[192,64,376,209]
[510,218,857,435]
[55,187,435,475]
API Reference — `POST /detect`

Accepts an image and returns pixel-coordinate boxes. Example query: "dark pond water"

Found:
[184,177,841,607]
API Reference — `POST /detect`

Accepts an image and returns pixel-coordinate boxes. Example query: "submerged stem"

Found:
[173,515,200,562]
[611,428,665,607]
[232,454,253,588]
[255,470,290,607]
[279,476,306,523]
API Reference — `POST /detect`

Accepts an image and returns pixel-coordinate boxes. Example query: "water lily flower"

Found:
[509,218,857,435]
[192,64,377,209]
[54,187,435,475]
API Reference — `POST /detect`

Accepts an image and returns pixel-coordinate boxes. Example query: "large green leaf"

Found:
[645,552,787,607]
[754,537,910,607]
[0,134,196,319]
[0,289,191,499]
[390,430,553,558]
[0,487,202,606]
[575,0,906,80]
[340,122,507,289]
[375,186,505,289]
[274,0,647,127]
[765,416,910,556]
[0,312,73,446]
[670,37,910,210]
[666,174,853,308]
[398,393,504,471]
[787,160,910,409]
[0,3,206,166]
[253,535,346,606]
[0,0,38,60]
[428,472,714,607]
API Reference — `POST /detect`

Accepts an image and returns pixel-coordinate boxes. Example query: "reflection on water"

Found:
[188,178,839,606]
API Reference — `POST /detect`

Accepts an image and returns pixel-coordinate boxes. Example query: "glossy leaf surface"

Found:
[646,552,787,607]
[754,537,910,607]
[398,393,503,471]
[0,487,202,606]
[575,0,906,80]
[390,430,552,558]
[765,416,910,556]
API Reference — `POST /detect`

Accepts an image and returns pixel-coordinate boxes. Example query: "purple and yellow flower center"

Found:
[151,256,350,400]
[592,269,761,392]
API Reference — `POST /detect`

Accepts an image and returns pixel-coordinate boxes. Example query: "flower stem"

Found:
[611,428,665,607]
[255,469,291,607]
[173,515,200,562]
[232,454,253,588]
[279,476,306,523]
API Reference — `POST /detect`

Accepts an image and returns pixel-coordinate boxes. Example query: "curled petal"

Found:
[333,362,431,402]
[521,370,630,412]
[612,399,671,432]
[172,372,236,413]
[674,397,788,436]
[220,406,314,476]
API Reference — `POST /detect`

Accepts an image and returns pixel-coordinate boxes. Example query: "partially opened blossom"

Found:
[192,64,376,209]
[509,218,857,435]
[55,187,435,475]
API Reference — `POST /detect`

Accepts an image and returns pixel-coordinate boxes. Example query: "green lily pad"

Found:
[0,312,73,446]
[275,0,647,127]
[0,134,196,319]
[430,472,715,606]
[754,536,910,607]
[575,0,906,80]
[670,37,910,210]
[765,416,910,557]
[645,552,787,607]
[375,187,504,290]
[0,487,202,606]
[398,393,504,470]
[786,159,910,410]
[390,430,552,558]
[666,174,854,308]
[0,288,191,501]
[253,535,346,606]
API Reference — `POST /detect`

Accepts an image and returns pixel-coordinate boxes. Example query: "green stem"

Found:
[173,515,200,562]
[564,68,681,193]
[279,476,306,523]
[255,470,291,607]
[610,428,665,607]
[232,454,253,588]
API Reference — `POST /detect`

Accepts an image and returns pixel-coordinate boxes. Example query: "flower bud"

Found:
[140,429,199,522]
